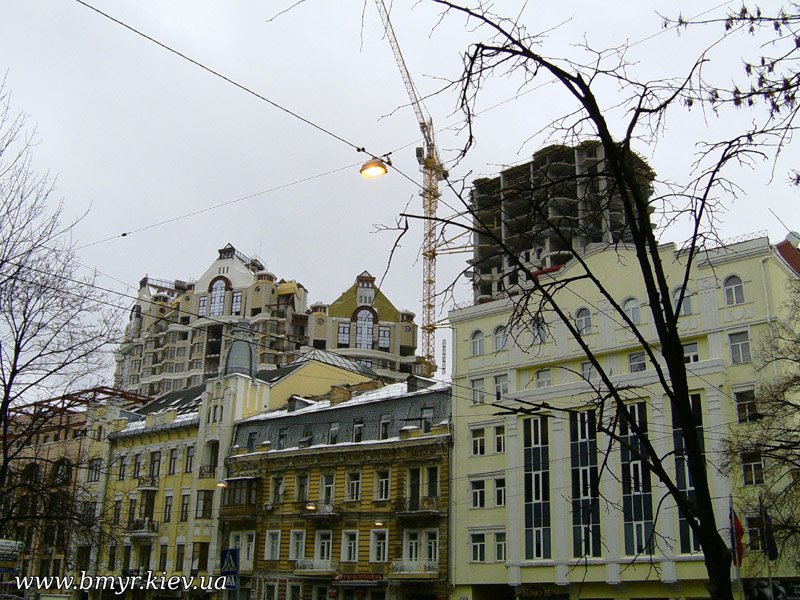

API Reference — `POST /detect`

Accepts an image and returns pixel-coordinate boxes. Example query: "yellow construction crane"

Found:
[374,0,446,375]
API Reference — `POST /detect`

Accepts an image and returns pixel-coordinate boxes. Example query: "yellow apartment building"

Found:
[224,379,451,600]
[449,236,800,600]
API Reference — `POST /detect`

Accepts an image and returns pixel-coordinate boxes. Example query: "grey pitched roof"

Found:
[135,384,206,416]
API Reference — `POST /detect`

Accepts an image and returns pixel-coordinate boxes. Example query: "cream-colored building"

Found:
[449,236,800,600]
[115,244,310,397]
[306,272,423,381]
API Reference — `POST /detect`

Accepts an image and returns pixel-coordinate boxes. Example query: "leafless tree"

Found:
[0,84,121,572]
[386,3,800,599]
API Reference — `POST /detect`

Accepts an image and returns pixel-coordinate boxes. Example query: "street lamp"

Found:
[359,158,389,179]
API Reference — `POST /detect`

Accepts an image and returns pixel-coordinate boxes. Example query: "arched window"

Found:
[494,326,507,352]
[723,276,744,306]
[623,298,640,325]
[51,459,72,485]
[209,280,226,316]
[355,309,374,349]
[575,308,592,335]
[672,288,692,316]
[471,331,484,356]
[531,318,548,345]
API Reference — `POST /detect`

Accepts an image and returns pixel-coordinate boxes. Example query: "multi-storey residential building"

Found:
[2,387,149,596]
[225,379,451,600]
[116,250,424,395]
[115,244,310,397]
[449,236,800,600]
[306,272,423,380]
[469,141,654,303]
[90,329,379,600]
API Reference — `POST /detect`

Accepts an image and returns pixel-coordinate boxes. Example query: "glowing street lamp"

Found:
[359,158,389,179]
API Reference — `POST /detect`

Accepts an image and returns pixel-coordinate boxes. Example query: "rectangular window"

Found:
[347,472,361,501]
[376,470,390,501]
[425,530,439,561]
[149,451,161,478]
[379,415,391,440]
[378,326,391,349]
[683,342,700,363]
[180,494,190,522]
[107,545,116,571]
[184,446,195,473]
[523,416,551,559]
[277,428,288,450]
[470,533,486,562]
[195,490,213,519]
[420,408,434,433]
[495,426,505,453]
[342,531,358,562]
[746,516,763,550]
[570,410,600,558]
[620,403,654,556]
[735,389,758,423]
[321,474,334,504]
[133,454,142,478]
[470,480,485,508]
[87,458,101,482]
[265,531,280,561]
[168,449,177,475]
[118,456,127,480]
[192,542,209,572]
[175,545,185,573]
[742,452,764,485]
[113,500,121,525]
[580,361,598,381]
[470,378,485,405]
[494,374,508,401]
[163,495,173,522]
[427,466,439,498]
[272,476,285,504]
[245,532,255,562]
[353,418,364,442]
[672,394,704,553]
[730,331,752,364]
[471,428,486,456]
[535,368,552,388]
[296,474,309,502]
[370,530,388,562]
[159,545,168,572]
[495,478,506,506]
[198,296,207,317]
[328,422,339,445]
[495,532,506,562]
[289,530,306,560]
[628,352,646,373]
[231,291,242,316]
[337,323,350,347]
[316,531,332,561]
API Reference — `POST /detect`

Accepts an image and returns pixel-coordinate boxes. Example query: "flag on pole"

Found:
[730,506,745,566]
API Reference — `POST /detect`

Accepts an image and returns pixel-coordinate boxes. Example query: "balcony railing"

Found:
[393,496,444,514]
[389,560,439,575]
[219,503,258,520]
[298,502,339,517]
[295,559,335,572]
[137,475,159,488]
[125,519,159,536]
[198,465,217,479]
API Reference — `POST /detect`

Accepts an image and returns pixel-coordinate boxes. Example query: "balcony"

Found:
[219,503,258,521]
[294,559,336,575]
[137,475,159,489]
[393,496,444,517]
[388,560,439,580]
[198,465,217,479]
[297,502,340,519]
[125,519,159,537]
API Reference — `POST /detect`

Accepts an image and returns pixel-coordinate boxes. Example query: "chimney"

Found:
[330,385,353,405]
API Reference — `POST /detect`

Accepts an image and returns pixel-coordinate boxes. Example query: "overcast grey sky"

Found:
[0,1,796,376]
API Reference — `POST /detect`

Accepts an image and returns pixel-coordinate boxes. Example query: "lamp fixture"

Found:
[359,158,389,179]
[216,480,228,489]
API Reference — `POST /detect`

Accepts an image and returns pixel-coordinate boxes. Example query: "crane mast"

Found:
[374,0,444,375]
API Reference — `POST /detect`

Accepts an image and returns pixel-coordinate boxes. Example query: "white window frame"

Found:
[370,529,388,563]
[628,352,646,373]
[494,426,505,454]
[315,530,333,562]
[575,308,592,335]
[495,532,506,562]
[673,288,692,316]
[289,530,305,561]
[341,530,359,563]
[376,469,390,501]
[470,480,486,508]
[471,428,486,456]
[265,530,281,561]
[623,298,640,324]
[470,533,486,562]
[346,472,361,501]
[495,478,506,506]
[493,374,508,401]
[683,342,700,363]
[729,331,752,364]
[535,368,552,388]
[724,275,745,306]
[494,326,508,351]
[735,388,758,423]
[580,361,598,381]
[470,378,485,405]
[471,331,485,356]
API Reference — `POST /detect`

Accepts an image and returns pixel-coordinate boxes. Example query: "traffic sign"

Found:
[225,575,238,591]
[220,548,239,576]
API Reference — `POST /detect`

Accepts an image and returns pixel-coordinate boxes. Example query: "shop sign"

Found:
[332,573,384,582]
